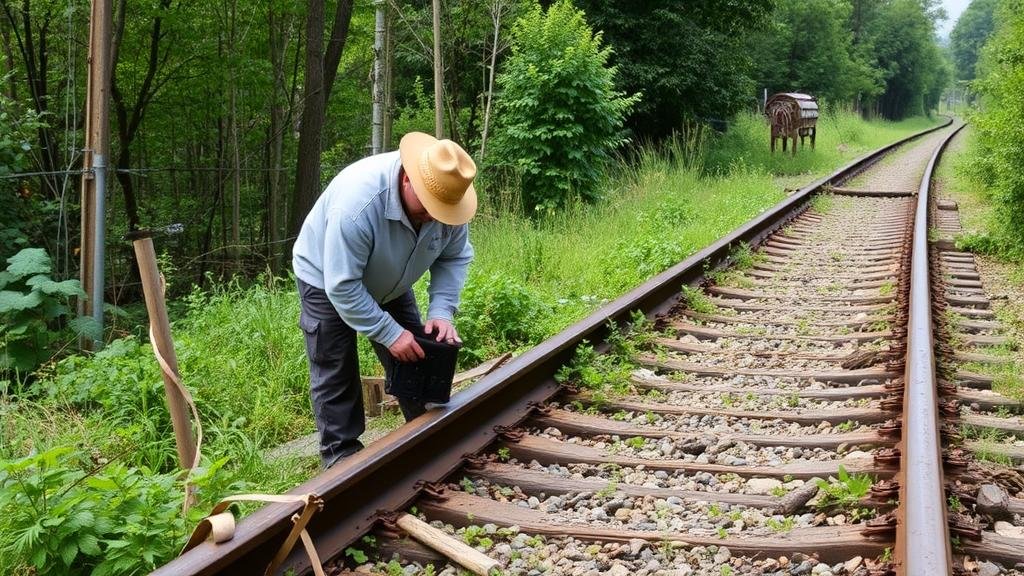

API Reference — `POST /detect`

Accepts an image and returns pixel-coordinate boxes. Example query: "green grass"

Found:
[0,110,938,575]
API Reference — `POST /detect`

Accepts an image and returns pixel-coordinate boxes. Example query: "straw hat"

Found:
[399,132,478,225]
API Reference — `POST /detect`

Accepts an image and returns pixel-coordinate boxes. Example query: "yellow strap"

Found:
[147,274,203,512]
[182,493,326,576]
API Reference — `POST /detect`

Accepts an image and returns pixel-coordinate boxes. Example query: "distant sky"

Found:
[939,0,972,37]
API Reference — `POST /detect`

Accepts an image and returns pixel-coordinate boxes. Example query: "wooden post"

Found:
[432,0,443,138]
[395,514,501,576]
[79,0,113,350]
[133,237,197,469]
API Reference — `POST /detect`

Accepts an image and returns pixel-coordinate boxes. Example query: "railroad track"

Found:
[156,118,1024,576]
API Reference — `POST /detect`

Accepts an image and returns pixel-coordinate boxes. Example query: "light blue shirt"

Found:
[292,151,474,347]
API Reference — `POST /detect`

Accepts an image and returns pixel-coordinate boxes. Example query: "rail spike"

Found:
[461,453,490,470]
[862,512,897,537]
[878,419,902,438]
[943,448,973,469]
[870,479,899,500]
[874,448,900,466]
[413,481,449,502]
[493,425,525,442]
[948,513,983,541]
[527,401,553,415]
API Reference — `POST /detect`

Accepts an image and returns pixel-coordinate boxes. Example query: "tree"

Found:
[571,0,773,139]
[971,0,1024,249]
[869,0,947,118]
[488,0,638,212]
[290,0,354,238]
[950,0,997,81]
[748,0,882,106]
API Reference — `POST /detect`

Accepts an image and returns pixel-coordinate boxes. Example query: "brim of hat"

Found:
[399,132,478,226]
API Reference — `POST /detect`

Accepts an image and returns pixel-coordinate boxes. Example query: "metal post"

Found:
[79,0,112,350]
[91,153,106,348]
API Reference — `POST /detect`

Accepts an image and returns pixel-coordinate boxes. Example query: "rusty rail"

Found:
[894,121,965,575]
[154,118,954,576]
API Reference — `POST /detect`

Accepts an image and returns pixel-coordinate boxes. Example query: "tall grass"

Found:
[703,109,938,178]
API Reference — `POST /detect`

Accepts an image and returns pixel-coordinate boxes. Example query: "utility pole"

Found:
[432,0,443,139]
[79,0,112,350]
[371,0,385,154]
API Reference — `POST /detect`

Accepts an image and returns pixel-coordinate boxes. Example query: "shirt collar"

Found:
[384,154,405,223]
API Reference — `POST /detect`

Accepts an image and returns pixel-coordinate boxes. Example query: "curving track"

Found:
[154,118,1024,576]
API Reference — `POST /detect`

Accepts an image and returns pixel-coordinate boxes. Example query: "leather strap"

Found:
[182,493,326,576]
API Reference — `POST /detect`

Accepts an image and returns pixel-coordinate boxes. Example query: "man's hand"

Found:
[389,330,425,362]
[425,318,461,345]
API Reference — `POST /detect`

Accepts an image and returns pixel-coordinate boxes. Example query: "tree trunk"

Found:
[227,0,241,268]
[266,4,288,274]
[1,1,61,197]
[383,2,393,150]
[0,16,16,99]
[109,0,172,231]
[371,0,385,154]
[291,0,325,237]
[432,0,443,138]
[290,0,354,237]
[480,1,508,159]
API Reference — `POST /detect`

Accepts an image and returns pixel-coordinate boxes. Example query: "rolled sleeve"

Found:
[323,213,405,346]
[426,225,474,321]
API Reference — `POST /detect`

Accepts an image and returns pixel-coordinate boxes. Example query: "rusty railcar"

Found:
[766,92,819,155]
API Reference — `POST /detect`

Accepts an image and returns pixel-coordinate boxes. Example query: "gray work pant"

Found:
[297,279,427,468]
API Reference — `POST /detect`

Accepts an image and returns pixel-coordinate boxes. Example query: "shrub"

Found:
[455,272,552,364]
[0,248,91,381]
[0,447,238,576]
[970,0,1024,251]
[487,0,639,213]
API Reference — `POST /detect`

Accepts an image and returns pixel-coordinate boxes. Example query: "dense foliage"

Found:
[950,0,998,81]
[0,249,88,376]
[748,0,949,119]
[570,0,774,138]
[0,0,953,288]
[748,0,881,106]
[964,0,1024,254]
[487,0,638,211]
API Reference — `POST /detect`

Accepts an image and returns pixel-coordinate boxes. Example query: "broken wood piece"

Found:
[394,513,501,576]
[777,478,822,515]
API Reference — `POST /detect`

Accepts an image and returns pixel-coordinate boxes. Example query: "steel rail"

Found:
[154,117,954,576]
[894,120,965,575]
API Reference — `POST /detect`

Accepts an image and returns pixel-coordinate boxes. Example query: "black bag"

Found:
[386,335,461,404]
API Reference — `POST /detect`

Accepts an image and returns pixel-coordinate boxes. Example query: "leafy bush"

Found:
[969,0,1024,251]
[455,272,552,364]
[1,91,44,256]
[0,447,238,576]
[487,0,639,213]
[0,248,89,379]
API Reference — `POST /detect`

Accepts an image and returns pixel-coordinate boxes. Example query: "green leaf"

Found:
[59,540,79,566]
[0,270,14,289]
[78,533,102,556]
[6,248,52,278]
[69,316,103,341]
[0,289,43,313]
[26,275,85,298]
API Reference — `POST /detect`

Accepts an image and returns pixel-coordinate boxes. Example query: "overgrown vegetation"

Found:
[960,0,1024,258]
[487,0,639,212]
[815,465,876,521]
